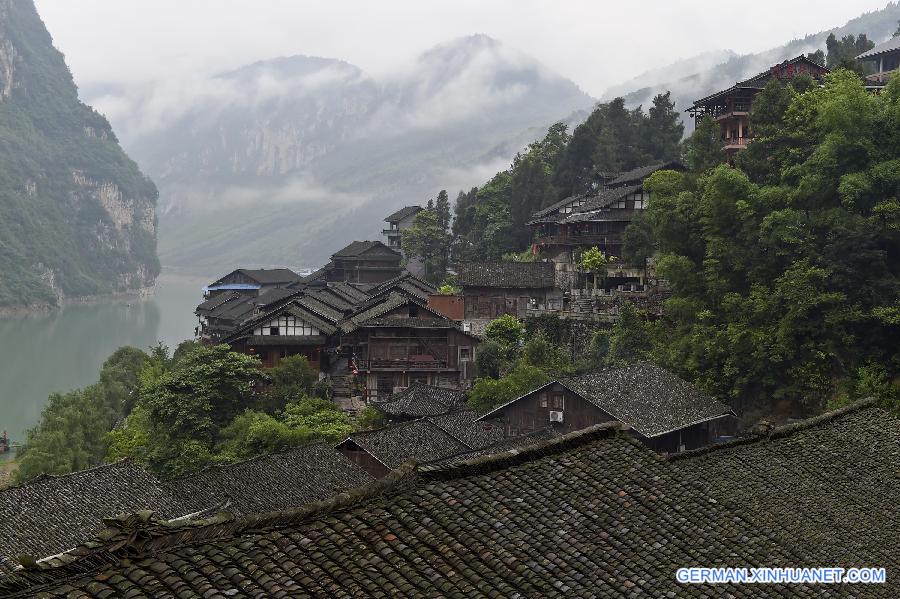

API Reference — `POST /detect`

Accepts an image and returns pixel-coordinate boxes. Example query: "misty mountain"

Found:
[606,2,900,130]
[0,0,157,308]
[94,34,594,271]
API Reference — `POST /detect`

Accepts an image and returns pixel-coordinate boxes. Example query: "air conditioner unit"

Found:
[549,410,564,423]
[462,322,473,333]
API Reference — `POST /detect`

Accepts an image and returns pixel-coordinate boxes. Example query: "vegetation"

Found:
[578,247,610,290]
[0,1,159,307]
[469,321,577,413]
[450,95,683,263]
[626,70,900,415]
[401,192,453,283]
[17,344,361,481]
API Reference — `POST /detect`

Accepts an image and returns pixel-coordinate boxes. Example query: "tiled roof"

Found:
[165,444,372,517]
[0,423,844,597]
[236,268,302,285]
[384,205,423,222]
[195,291,242,314]
[340,292,411,333]
[340,419,471,469]
[456,261,556,289]
[857,35,900,60]
[426,409,505,449]
[328,281,371,303]
[331,240,400,259]
[689,55,827,109]
[529,193,591,220]
[558,362,733,437]
[0,461,188,573]
[253,287,300,308]
[673,398,900,575]
[295,293,346,322]
[606,161,685,187]
[368,272,436,301]
[479,362,734,438]
[374,383,467,418]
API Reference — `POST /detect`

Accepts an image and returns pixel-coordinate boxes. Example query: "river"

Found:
[0,270,208,452]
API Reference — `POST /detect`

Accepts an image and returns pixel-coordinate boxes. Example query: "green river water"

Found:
[0,270,208,454]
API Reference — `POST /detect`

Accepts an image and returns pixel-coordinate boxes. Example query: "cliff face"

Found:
[0,0,158,308]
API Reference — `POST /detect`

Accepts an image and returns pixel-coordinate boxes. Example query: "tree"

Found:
[484,315,525,346]
[434,190,451,232]
[402,208,451,283]
[578,246,609,290]
[468,362,550,413]
[825,33,874,72]
[606,302,653,366]
[643,92,684,161]
[260,355,318,411]
[15,347,149,482]
[684,115,723,173]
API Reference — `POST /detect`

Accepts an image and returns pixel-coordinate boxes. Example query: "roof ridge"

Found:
[164,441,333,483]
[419,421,625,481]
[0,464,419,595]
[0,458,139,492]
[668,397,880,462]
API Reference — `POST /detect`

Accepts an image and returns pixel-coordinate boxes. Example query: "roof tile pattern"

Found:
[673,399,900,580]
[0,461,187,573]
[343,419,472,469]
[0,425,840,597]
[374,383,467,418]
[556,362,734,437]
[456,261,556,289]
[166,444,372,517]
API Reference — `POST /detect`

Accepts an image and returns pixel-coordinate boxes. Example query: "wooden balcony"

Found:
[359,355,450,371]
[724,137,751,150]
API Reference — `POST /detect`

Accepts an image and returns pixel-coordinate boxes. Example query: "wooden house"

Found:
[857,36,900,86]
[202,268,302,299]
[477,362,736,453]
[340,293,480,400]
[306,241,403,286]
[222,297,343,369]
[456,261,560,319]
[528,161,685,267]
[687,55,829,161]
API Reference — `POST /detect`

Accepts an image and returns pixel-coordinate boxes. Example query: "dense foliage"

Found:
[451,95,683,261]
[15,347,148,481]
[0,1,158,306]
[17,345,361,481]
[634,71,900,416]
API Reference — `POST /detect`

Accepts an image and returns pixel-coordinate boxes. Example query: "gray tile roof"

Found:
[195,291,242,314]
[332,240,400,259]
[672,398,900,576]
[0,461,188,573]
[384,205,423,222]
[557,362,734,437]
[165,443,372,517]
[374,383,467,419]
[426,409,505,449]
[606,161,685,187]
[0,422,849,597]
[479,362,734,438]
[456,261,556,289]
[340,419,472,469]
[857,35,900,60]
[235,268,302,285]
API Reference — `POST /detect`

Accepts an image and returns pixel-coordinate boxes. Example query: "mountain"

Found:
[94,34,594,271]
[0,0,158,308]
[605,2,900,131]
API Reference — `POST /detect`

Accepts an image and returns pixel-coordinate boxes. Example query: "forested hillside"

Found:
[0,0,158,308]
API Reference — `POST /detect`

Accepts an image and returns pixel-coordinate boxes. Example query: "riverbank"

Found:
[0,286,156,318]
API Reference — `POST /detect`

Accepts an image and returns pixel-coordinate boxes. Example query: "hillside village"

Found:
[2,33,900,597]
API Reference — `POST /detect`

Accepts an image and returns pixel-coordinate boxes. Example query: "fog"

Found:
[35,0,892,99]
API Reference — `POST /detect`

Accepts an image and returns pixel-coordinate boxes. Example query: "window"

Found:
[459,347,472,361]
[269,326,280,336]
[539,394,548,408]
[551,394,564,409]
